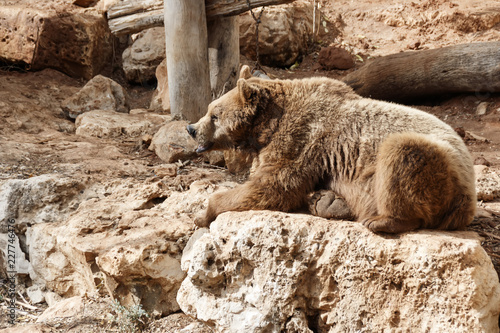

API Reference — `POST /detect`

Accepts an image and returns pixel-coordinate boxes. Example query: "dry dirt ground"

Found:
[1,0,500,331]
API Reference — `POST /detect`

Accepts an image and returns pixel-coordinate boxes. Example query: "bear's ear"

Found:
[237,78,261,105]
[239,65,252,80]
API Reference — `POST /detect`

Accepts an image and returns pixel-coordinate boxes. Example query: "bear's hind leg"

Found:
[363,133,455,234]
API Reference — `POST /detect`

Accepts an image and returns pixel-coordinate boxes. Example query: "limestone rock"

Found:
[37,296,84,323]
[35,295,113,330]
[44,291,62,307]
[318,46,355,70]
[75,110,171,138]
[26,285,45,304]
[26,179,234,316]
[123,27,166,84]
[150,121,225,165]
[0,233,31,275]
[476,102,489,115]
[0,5,112,79]
[61,75,130,119]
[178,211,500,333]
[239,0,316,67]
[150,58,170,112]
[474,165,500,201]
[0,174,84,228]
[150,121,198,163]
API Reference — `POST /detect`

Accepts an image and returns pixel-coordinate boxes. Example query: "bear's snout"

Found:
[187,125,197,138]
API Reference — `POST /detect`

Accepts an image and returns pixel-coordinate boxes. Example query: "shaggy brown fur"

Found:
[187,69,476,234]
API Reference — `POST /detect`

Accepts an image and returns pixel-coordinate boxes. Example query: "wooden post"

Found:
[164,0,211,123]
[207,16,240,100]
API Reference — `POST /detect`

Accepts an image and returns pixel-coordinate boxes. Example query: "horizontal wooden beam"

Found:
[107,0,295,35]
[108,9,164,35]
[107,0,163,19]
[205,0,295,17]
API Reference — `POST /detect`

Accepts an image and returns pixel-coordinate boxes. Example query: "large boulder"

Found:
[0,5,112,79]
[178,211,500,332]
[239,0,316,67]
[123,27,166,84]
[0,174,84,229]
[61,75,130,119]
[26,178,234,316]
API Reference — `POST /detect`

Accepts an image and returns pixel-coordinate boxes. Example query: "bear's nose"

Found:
[186,125,196,138]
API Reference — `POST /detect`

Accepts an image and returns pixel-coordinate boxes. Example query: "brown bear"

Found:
[186,68,476,233]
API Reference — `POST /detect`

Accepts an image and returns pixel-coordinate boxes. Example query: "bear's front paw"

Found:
[194,213,211,228]
[194,209,217,228]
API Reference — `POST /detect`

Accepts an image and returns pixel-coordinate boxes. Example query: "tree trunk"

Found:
[343,42,500,102]
[164,0,211,123]
[207,16,240,100]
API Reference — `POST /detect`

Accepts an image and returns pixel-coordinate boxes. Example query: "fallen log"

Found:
[107,0,295,35]
[343,42,500,102]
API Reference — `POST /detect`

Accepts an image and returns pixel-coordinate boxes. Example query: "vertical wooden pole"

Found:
[164,0,211,123]
[207,16,240,99]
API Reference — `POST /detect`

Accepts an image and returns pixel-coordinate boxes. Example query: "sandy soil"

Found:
[1,0,499,331]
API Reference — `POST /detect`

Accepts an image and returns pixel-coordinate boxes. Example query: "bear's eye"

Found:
[211,115,218,122]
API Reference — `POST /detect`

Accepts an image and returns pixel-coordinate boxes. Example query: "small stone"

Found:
[318,46,355,70]
[474,156,491,166]
[154,164,178,178]
[142,134,153,145]
[476,102,489,115]
[26,285,45,304]
[454,126,466,138]
[407,40,422,50]
[465,130,489,143]
[44,292,62,307]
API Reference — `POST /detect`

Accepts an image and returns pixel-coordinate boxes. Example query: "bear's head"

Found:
[187,68,280,154]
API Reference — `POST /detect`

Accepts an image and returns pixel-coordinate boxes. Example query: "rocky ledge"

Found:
[178,211,500,333]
